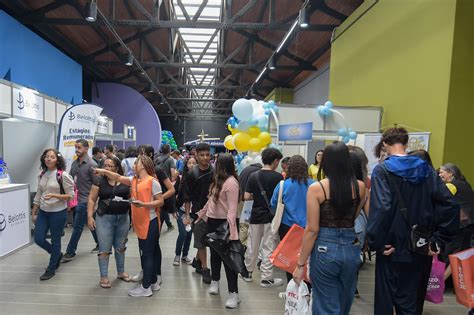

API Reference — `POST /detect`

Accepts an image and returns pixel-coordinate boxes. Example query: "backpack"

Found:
[39,170,78,208]
[155,155,171,176]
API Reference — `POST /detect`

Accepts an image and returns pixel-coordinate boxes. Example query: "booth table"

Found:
[0,184,31,258]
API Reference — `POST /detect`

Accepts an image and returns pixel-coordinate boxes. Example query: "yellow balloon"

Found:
[249,137,262,152]
[224,135,235,150]
[231,128,240,135]
[233,132,251,152]
[227,124,233,132]
[247,126,261,137]
[258,132,271,145]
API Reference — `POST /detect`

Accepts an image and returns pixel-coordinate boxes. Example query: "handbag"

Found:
[385,169,433,255]
[449,247,474,308]
[270,224,309,282]
[97,181,118,216]
[271,180,285,234]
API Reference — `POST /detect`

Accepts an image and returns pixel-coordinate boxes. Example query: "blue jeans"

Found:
[66,202,90,255]
[138,218,161,289]
[95,213,130,277]
[175,209,192,257]
[310,227,361,315]
[34,209,67,271]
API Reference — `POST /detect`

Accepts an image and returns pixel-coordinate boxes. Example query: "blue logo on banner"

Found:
[17,92,25,110]
[68,112,76,121]
[278,122,313,141]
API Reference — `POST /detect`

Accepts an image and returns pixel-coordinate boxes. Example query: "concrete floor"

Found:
[0,226,468,314]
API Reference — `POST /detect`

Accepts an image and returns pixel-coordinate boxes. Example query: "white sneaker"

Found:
[131,270,143,282]
[260,278,284,288]
[181,256,193,265]
[128,285,152,297]
[225,292,241,309]
[151,281,161,291]
[173,256,180,266]
[239,272,252,282]
[208,280,219,295]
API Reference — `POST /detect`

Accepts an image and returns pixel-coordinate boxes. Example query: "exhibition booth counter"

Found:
[0,184,30,259]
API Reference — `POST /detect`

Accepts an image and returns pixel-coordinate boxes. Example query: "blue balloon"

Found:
[232,98,253,121]
[317,106,325,115]
[342,136,350,143]
[349,131,357,140]
[338,128,348,137]
[324,101,333,109]
[321,107,330,116]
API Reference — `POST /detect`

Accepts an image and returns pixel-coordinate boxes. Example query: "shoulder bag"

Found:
[271,180,285,234]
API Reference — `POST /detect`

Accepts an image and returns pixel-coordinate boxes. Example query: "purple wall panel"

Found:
[92,82,161,149]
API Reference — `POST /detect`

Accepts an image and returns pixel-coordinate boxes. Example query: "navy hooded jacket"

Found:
[367,155,459,262]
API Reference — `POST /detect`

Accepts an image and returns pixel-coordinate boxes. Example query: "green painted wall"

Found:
[444,0,474,183]
[328,0,457,168]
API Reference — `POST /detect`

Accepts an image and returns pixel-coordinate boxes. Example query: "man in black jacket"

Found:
[367,127,459,315]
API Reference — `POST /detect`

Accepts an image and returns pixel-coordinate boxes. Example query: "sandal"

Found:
[117,273,131,282]
[99,279,111,289]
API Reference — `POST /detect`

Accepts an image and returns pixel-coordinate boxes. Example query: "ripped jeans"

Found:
[95,213,130,278]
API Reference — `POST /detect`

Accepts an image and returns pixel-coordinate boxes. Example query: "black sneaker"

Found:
[56,253,63,270]
[91,245,99,253]
[192,258,203,274]
[40,269,55,281]
[202,268,211,284]
[62,253,75,263]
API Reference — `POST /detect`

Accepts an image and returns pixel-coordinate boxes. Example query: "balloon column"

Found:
[161,130,178,150]
[224,98,277,153]
[317,101,357,144]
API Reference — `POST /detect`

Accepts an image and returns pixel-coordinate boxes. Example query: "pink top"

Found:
[198,176,240,240]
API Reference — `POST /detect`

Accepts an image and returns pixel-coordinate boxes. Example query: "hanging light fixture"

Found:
[148,83,154,93]
[268,55,276,70]
[299,7,309,28]
[125,52,133,66]
[85,0,97,22]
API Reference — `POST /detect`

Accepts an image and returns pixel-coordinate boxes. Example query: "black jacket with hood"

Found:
[367,155,459,262]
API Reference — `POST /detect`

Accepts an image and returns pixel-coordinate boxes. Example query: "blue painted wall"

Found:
[0,10,82,104]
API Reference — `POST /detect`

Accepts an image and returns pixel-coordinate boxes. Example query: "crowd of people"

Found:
[31,127,473,313]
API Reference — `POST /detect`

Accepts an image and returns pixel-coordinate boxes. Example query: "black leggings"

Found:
[138,218,161,288]
[207,218,238,293]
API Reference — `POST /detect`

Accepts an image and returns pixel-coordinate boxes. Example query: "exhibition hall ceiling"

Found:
[0,0,362,120]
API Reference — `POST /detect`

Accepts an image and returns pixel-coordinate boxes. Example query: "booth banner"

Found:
[97,115,109,134]
[365,132,431,175]
[0,186,30,257]
[57,103,103,171]
[279,122,313,141]
[12,87,44,121]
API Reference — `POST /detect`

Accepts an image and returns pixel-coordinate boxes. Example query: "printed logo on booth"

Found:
[0,214,6,231]
[16,92,25,110]
[68,111,76,121]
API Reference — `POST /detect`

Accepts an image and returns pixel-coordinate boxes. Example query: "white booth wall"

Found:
[1,120,55,189]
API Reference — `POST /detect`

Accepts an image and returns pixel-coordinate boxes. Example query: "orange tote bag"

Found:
[448,247,474,308]
[270,224,309,283]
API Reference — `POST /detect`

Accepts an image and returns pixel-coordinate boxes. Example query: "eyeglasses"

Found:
[104,164,116,169]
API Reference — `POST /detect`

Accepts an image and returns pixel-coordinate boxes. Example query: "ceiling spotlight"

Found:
[85,0,97,22]
[125,52,133,66]
[174,116,178,121]
[250,85,256,96]
[268,55,276,70]
[160,95,165,104]
[299,7,309,28]
[148,83,154,93]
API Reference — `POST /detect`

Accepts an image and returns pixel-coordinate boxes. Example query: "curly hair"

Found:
[40,148,66,172]
[104,156,124,176]
[287,155,309,184]
[135,155,155,177]
[374,127,408,158]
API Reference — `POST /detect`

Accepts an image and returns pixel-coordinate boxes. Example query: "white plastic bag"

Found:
[285,280,311,315]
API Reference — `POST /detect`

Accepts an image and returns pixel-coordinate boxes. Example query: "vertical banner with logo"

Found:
[0,185,30,257]
[57,103,103,171]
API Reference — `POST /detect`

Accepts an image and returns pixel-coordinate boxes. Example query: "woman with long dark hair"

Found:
[293,141,366,314]
[197,153,241,309]
[308,149,324,180]
[173,156,197,266]
[271,155,314,282]
[32,149,75,280]
[87,156,131,288]
[94,155,164,297]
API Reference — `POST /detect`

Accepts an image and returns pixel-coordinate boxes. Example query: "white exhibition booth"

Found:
[94,118,137,149]
[0,79,72,258]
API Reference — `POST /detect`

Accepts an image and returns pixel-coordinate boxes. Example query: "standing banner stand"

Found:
[57,103,103,171]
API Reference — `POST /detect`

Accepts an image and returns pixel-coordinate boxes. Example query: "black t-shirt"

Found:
[97,176,130,215]
[155,167,175,213]
[246,170,283,224]
[183,165,214,218]
[239,163,262,201]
